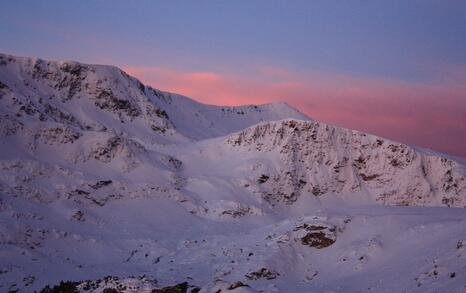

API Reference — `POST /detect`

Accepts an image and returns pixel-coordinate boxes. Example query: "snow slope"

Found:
[158,94,311,140]
[0,53,465,292]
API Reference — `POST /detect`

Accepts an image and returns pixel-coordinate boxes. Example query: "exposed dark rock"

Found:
[0,80,8,90]
[0,114,24,135]
[43,103,81,127]
[293,224,327,231]
[311,186,323,196]
[167,156,183,170]
[353,157,366,169]
[32,59,56,80]
[227,281,249,290]
[301,231,335,249]
[57,63,89,100]
[40,281,79,293]
[136,80,145,93]
[151,125,167,133]
[457,240,464,250]
[102,288,120,293]
[34,127,82,145]
[442,197,454,207]
[298,179,307,187]
[93,137,122,162]
[89,180,113,189]
[390,159,401,167]
[155,108,169,119]
[75,189,90,196]
[221,206,252,218]
[257,175,269,184]
[294,224,337,249]
[72,210,85,222]
[360,173,379,181]
[151,282,189,293]
[61,62,87,77]
[94,89,141,118]
[245,268,279,280]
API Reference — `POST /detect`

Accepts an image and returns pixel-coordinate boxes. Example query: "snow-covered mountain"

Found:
[223,119,465,206]
[0,53,465,292]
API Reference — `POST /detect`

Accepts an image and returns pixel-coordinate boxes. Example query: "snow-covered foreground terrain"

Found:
[0,53,465,292]
[2,195,466,292]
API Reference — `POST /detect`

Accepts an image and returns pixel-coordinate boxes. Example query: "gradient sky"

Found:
[1,1,465,156]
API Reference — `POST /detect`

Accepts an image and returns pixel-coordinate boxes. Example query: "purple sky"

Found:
[1,1,465,156]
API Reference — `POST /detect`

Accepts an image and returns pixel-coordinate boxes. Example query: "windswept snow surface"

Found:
[0,53,465,292]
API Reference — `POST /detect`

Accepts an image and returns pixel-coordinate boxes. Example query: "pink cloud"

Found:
[122,65,466,157]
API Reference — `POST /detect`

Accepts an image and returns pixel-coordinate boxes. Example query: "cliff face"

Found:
[226,119,465,207]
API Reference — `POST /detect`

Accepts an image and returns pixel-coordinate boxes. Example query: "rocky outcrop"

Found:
[0,53,175,143]
[226,119,466,207]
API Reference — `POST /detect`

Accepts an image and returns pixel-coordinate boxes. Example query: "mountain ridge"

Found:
[0,53,310,142]
[0,53,465,292]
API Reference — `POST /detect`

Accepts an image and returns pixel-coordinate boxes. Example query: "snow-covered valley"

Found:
[0,53,465,292]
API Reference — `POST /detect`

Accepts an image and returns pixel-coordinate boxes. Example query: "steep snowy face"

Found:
[159,96,311,139]
[0,53,310,145]
[0,54,181,145]
[225,119,466,207]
